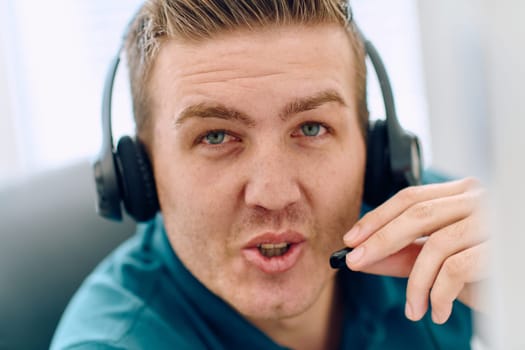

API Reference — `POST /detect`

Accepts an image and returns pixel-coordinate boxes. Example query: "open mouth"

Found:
[257,243,291,258]
[242,232,306,274]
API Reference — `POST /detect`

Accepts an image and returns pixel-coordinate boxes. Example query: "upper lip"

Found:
[243,231,306,249]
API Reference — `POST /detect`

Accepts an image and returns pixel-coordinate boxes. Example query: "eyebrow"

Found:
[279,89,347,121]
[175,103,256,128]
[174,89,347,127]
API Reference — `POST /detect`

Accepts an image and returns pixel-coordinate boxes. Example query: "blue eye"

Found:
[204,131,226,144]
[301,122,322,137]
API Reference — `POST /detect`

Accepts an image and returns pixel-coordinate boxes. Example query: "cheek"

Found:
[321,177,363,238]
[308,143,366,236]
[153,151,239,248]
[156,167,230,228]
[153,158,238,283]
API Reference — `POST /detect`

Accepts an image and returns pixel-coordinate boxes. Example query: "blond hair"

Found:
[124,0,368,143]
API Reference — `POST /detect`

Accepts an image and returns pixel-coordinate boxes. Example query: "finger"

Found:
[352,241,423,277]
[429,242,489,324]
[344,177,480,247]
[405,216,486,321]
[345,191,480,271]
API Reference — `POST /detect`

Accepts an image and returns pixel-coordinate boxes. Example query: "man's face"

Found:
[148,24,366,320]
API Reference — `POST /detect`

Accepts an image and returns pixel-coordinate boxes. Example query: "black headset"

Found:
[93,5,423,223]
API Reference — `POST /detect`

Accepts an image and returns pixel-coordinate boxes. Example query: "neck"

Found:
[249,276,343,350]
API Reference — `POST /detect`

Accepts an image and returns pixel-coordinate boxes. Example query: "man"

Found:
[52,1,488,349]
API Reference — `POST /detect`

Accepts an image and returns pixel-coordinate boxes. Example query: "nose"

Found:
[243,146,301,211]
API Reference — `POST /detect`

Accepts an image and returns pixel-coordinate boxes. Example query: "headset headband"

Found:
[94,2,422,221]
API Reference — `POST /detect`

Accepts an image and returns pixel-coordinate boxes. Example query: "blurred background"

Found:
[0,0,523,349]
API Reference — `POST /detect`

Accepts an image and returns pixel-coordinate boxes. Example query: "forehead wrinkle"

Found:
[178,64,290,87]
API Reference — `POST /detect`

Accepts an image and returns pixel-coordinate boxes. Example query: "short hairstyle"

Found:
[124,0,368,143]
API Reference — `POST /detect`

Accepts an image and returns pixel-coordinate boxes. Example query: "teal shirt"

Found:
[51,172,473,350]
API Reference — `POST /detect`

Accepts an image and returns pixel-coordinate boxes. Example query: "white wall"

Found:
[0,0,144,188]
[0,0,18,184]
[418,0,525,348]
[352,0,433,166]
[484,1,525,348]
[417,1,489,180]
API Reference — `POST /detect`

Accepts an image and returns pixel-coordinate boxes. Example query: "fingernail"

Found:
[432,308,451,325]
[343,226,359,244]
[405,302,415,320]
[407,297,427,321]
[431,310,444,324]
[346,246,364,265]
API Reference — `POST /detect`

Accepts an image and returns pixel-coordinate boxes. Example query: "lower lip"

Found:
[241,242,305,274]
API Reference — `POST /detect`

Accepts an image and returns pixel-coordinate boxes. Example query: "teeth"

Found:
[258,243,291,257]
[260,243,288,249]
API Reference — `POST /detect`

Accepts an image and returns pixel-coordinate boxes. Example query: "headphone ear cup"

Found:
[363,119,393,206]
[115,136,159,222]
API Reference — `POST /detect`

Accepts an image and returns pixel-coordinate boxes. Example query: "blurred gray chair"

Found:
[0,161,136,350]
